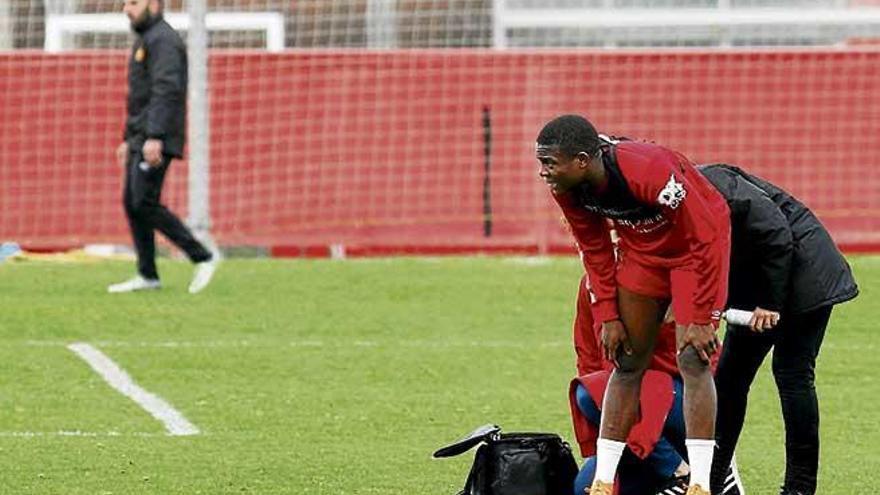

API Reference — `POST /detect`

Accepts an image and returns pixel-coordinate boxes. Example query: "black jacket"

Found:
[124,15,187,158]
[700,164,858,315]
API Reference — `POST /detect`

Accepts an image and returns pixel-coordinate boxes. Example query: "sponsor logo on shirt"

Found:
[615,213,669,234]
[578,199,670,234]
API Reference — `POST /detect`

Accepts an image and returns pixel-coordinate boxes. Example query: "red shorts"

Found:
[615,250,729,326]
[616,255,726,371]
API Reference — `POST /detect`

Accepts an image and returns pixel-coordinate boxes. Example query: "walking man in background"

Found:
[109,0,218,294]
[700,164,858,495]
[536,116,730,495]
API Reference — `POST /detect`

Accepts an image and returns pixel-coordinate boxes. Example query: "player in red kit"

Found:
[536,115,730,495]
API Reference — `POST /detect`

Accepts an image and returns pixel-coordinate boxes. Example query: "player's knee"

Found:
[676,346,709,377]
[616,351,650,375]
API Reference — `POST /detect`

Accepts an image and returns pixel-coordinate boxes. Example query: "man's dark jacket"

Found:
[124,14,187,158]
[700,164,858,315]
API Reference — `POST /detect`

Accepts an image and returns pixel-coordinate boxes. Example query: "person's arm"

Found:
[628,153,726,326]
[554,192,619,324]
[556,193,633,364]
[144,35,184,157]
[121,47,134,158]
[730,176,793,330]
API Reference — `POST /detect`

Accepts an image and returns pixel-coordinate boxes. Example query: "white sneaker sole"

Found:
[188,260,219,294]
[107,281,161,293]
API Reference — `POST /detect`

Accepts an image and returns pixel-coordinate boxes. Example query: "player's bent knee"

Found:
[676,346,709,377]
[616,352,651,374]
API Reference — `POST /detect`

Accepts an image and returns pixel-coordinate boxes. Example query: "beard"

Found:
[130,8,153,30]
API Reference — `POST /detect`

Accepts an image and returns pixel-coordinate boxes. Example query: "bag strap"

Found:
[432,424,501,458]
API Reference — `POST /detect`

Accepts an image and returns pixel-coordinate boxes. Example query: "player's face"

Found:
[123,0,151,28]
[536,145,586,194]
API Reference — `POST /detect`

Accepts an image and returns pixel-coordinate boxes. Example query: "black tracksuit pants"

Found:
[710,306,832,495]
[124,152,212,280]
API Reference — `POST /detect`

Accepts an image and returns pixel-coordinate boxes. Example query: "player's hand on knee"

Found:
[677,323,718,364]
[749,307,780,333]
[601,319,633,367]
[116,141,129,167]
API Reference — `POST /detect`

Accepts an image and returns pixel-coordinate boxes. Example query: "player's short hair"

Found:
[536,115,602,158]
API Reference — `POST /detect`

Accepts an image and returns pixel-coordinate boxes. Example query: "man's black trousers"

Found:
[711,306,832,495]
[124,152,211,280]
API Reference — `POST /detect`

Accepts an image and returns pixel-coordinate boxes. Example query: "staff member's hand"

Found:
[748,307,780,333]
[601,319,633,367]
[678,323,719,364]
[142,139,163,167]
[116,141,129,167]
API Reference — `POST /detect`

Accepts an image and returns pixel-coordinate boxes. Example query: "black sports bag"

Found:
[433,424,579,495]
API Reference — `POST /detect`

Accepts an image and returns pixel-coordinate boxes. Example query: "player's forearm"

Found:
[577,239,619,322]
[557,194,620,322]
[755,248,793,312]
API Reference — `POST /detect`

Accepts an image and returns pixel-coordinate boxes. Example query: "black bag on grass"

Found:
[433,424,578,495]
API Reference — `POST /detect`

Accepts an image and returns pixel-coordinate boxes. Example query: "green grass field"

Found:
[1,255,877,494]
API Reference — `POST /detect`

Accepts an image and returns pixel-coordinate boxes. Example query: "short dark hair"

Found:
[536,115,602,158]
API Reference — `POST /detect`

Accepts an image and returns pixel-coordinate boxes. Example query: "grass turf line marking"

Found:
[67,342,200,436]
[27,339,568,349]
[0,431,164,438]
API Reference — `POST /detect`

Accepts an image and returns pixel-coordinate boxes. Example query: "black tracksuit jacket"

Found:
[700,164,858,315]
[123,14,187,158]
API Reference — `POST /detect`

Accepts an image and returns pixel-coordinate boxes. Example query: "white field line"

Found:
[23,339,569,349]
[503,257,552,266]
[67,343,199,436]
[0,430,164,437]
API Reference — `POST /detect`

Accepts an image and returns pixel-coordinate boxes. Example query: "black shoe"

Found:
[656,475,688,495]
[719,456,745,494]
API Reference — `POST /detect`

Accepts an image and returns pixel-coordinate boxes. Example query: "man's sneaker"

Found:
[188,255,219,294]
[108,276,161,293]
[588,479,613,495]
[657,475,689,494]
[721,456,746,494]
[685,485,710,495]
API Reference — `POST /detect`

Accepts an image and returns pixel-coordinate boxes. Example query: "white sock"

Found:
[594,438,626,484]
[686,438,715,490]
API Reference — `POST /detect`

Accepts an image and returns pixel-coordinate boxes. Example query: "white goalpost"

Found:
[43,11,285,52]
